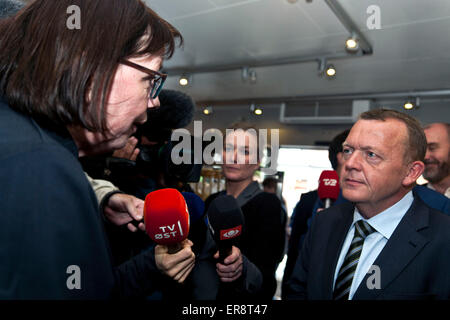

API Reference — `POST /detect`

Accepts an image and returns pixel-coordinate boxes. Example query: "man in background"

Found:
[423,122,450,197]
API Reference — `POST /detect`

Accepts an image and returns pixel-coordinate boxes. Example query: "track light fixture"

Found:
[318,58,326,75]
[179,74,191,86]
[403,97,420,110]
[345,34,359,52]
[403,101,414,110]
[249,70,257,84]
[325,64,336,78]
[242,67,257,84]
[203,106,213,115]
[250,103,263,116]
[318,58,336,78]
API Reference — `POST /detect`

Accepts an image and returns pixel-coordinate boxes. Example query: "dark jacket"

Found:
[285,195,450,300]
[0,97,160,299]
[282,190,318,296]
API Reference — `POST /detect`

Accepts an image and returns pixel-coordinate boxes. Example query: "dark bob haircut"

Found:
[0,0,182,131]
[328,129,350,170]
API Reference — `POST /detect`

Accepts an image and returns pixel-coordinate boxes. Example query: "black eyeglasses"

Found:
[120,60,167,99]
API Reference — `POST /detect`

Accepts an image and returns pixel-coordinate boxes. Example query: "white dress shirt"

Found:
[333,191,414,300]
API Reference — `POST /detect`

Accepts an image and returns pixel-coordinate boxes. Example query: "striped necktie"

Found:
[333,219,375,300]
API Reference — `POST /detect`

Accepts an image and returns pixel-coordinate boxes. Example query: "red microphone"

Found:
[144,188,190,253]
[318,170,340,208]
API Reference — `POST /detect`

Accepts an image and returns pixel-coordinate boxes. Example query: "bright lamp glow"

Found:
[250,103,263,115]
[326,65,336,77]
[203,106,213,115]
[403,102,414,110]
[345,37,359,51]
[254,108,263,115]
[179,75,189,86]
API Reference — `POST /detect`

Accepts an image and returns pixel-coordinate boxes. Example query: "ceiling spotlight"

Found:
[403,101,414,110]
[242,67,257,84]
[317,58,336,78]
[179,74,190,86]
[203,106,213,115]
[249,70,257,84]
[326,64,336,77]
[318,58,326,75]
[250,103,263,116]
[403,97,420,110]
[241,67,249,82]
[415,97,421,109]
[345,35,359,52]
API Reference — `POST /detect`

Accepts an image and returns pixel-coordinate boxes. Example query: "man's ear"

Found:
[402,160,425,187]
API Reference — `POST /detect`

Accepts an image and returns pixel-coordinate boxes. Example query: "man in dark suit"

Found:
[285,109,450,300]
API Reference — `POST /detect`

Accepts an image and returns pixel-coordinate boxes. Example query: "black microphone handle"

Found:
[218,243,233,263]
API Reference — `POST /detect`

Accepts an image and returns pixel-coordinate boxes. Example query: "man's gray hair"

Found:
[0,0,24,19]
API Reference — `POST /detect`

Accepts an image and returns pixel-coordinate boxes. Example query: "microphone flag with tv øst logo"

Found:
[144,188,190,252]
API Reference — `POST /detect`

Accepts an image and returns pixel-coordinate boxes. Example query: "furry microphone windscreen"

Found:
[138,89,195,142]
[0,0,24,19]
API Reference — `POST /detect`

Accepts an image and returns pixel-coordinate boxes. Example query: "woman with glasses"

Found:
[0,0,194,299]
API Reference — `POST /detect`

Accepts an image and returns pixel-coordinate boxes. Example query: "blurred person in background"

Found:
[422,122,450,197]
[206,122,286,300]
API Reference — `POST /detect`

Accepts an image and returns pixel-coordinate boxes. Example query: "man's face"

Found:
[423,124,450,184]
[222,130,260,183]
[340,119,412,215]
[72,55,162,155]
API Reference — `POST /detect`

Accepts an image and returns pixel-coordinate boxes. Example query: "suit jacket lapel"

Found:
[321,202,355,299]
[353,197,430,300]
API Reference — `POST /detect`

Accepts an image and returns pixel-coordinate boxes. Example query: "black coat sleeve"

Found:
[282,190,317,296]
[0,146,161,299]
[241,193,286,299]
[283,204,318,300]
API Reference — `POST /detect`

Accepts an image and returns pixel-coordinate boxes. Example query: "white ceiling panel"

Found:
[208,0,262,8]
[143,0,450,104]
[340,0,450,30]
[145,0,216,20]
[163,0,330,67]
[294,0,347,34]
